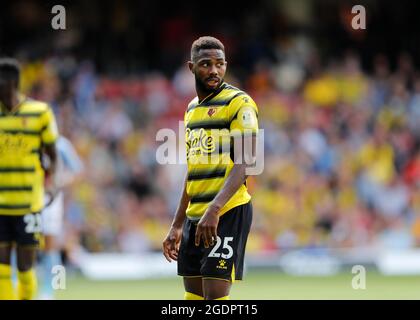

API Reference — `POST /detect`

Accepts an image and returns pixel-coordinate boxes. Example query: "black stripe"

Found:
[200,98,236,107]
[214,142,231,154]
[188,168,226,181]
[15,112,44,117]
[187,99,229,112]
[231,131,258,138]
[225,92,249,122]
[190,193,218,204]
[201,82,226,102]
[226,92,246,104]
[42,140,57,147]
[200,92,244,107]
[187,120,230,130]
[0,186,33,191]
[187,92,246,112]
[2,129,41,135]
[0,204,31,209]
[224,84,242,91]
[0,167,35,173]
[187,82,231,112]
[187,82,227,112]
[31,148,40,154]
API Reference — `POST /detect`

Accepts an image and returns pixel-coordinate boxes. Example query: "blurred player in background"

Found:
[0,58,58,300]
[38,135,84,300]
[163,37,259,300]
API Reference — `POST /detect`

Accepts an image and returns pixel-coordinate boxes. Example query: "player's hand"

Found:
[162,226,182,262]
[195,205,220,248]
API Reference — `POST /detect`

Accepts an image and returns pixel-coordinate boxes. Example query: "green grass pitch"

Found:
[55,270,420,300]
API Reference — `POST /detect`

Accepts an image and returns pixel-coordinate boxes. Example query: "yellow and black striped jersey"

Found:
[0,96,58,215]
[184,82,259,220]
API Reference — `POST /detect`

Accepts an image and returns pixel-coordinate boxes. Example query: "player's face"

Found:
[190,49,227,93]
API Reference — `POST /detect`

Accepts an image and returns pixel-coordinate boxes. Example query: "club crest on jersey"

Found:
[207,108,216,117]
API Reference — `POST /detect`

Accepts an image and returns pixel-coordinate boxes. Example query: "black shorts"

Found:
[0,213,42,247]
[178,201,253,282]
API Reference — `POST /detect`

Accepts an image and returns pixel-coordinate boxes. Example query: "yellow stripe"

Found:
[231,263,236,283]
[0,208,32,216]
[0,191,35,204]
[186,196,250,220]
[184,292,204,300]
[202,277,231,282]
[0,117,45,131]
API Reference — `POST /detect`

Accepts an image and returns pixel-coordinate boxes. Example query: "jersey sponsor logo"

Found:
[185,128,215,158]
[0,132,31,155]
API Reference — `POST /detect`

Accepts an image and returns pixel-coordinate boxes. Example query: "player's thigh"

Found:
[0,244,13,265]
[202,278,231,300]
[183,277,203,296]
[177,219,203,278]
[13,214,41,271]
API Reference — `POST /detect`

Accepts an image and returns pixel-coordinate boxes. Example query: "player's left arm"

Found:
[195,97,258,248]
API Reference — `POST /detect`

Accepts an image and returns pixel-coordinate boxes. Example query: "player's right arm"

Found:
[163,171,190,262]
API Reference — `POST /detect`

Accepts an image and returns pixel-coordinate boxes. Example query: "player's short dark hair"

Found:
[191,36,225,61]
[0,58,21,87]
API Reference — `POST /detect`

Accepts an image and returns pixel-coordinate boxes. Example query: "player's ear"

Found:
[188,61,194,73]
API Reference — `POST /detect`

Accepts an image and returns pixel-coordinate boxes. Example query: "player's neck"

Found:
[196,82,224,103]
[197,90,213,103]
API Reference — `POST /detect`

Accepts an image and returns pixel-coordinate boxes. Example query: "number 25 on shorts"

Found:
[208,236,233,259]
[24,213,42,233]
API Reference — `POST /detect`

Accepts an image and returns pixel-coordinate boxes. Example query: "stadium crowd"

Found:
[17,44,420,262]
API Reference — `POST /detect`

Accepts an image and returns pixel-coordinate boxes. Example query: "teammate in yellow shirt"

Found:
[163,37,259,300]
[0,58,58,300]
